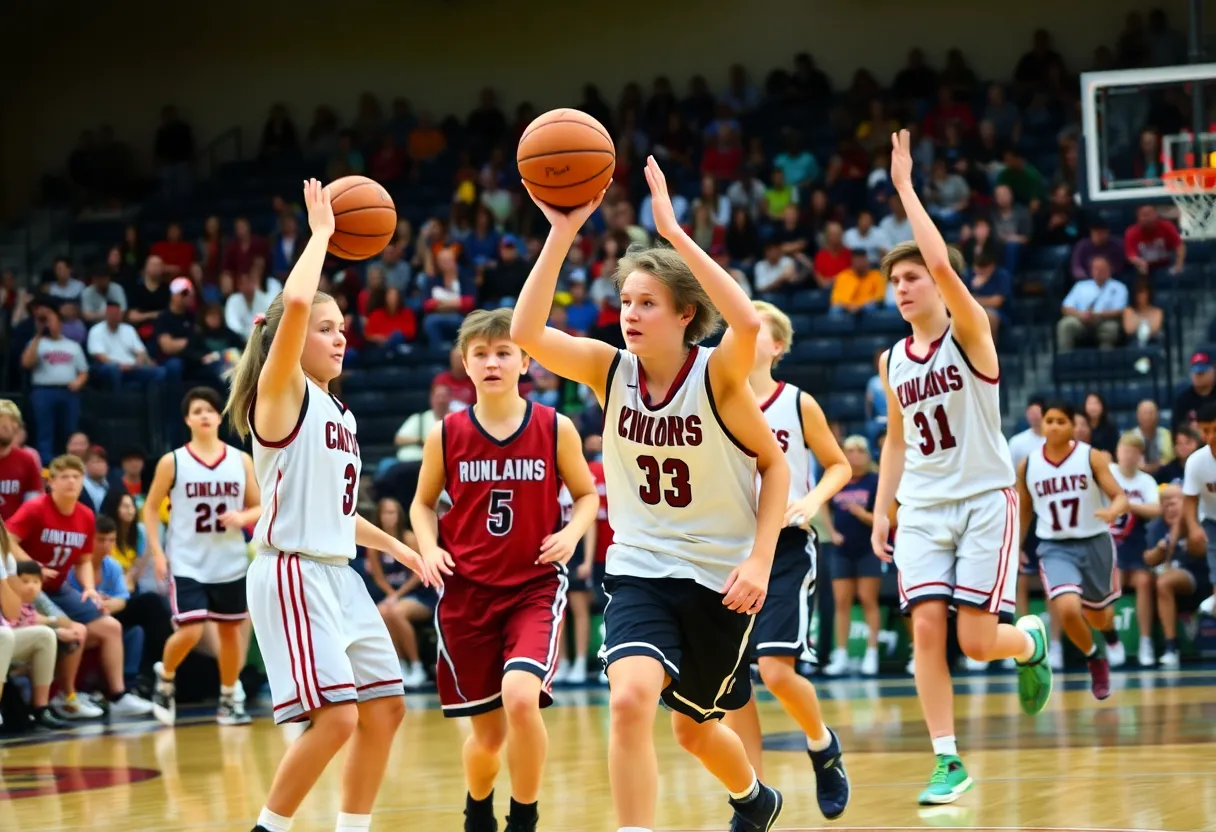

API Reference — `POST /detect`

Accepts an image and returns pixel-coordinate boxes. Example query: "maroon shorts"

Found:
[434,571,567,717]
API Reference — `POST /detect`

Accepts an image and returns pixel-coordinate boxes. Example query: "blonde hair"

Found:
[0,400,22,424]
[224,290,335,439]
[457,308,525,358]
[1118,431,1146,451]
[842,434,877,471]
[614,243,721,345]
[752,300,793,366]
[880,240,966,282]
[49,454,85,476]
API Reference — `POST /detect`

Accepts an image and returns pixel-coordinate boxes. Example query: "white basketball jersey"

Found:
[760,382,816,509]
[166,444,249,583]
[1025,441,1110,540]
[251,379,362,560]
[1183,445,1216,523]
[602,347,758,591]
[887,330,1014,508]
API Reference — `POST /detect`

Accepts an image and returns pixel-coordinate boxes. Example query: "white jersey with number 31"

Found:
[887,329,1014,509]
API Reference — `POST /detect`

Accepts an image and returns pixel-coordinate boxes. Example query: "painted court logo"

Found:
[0,766,160,800]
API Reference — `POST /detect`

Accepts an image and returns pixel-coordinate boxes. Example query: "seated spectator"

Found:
[864,350,888,446]
[368,134,406,183]
[1125,205,1185,277]
[1,556,71,729]
[692,174,731,227]
[856,98,902,154]
[1034,185,1080,247]
[528,362,562,408]
[965,254,1012,338]
[390,384,452,471]
[754,240,799,294]
[923,158,971,223]
[1157,426,1199,485]
[110,450,149,511]
[1146,484,1205,667]
[224,273,272,338]
[681,203,724,254]
[563,276,600,334]
[408,111,447,162]
[982,84,1022,143]
[726,167,767,222]
[21,299,88,461]
[1056,255,1129,352]
[126,255,170,341]
[365,498,433,689]
[1071,219,1127,281]
[150,223,196,277]
[47,258,85,302]
[1123,279,1164,345]
[187,302,244,386]
[1132,399,1174,477]
[221,218,268,282]
[8,455,153,718]
[922,86,975,143]
[773,131,819,188]
[878,193,913,246]
[58,300,87,345]
[80,446,109,512]
[829,250,884,316]
[326,130,365,180]
[842,210,888,266]
[1172,351,1216,431]
[700,124,743,182]
[725,206,762,266]
[997,148,1047,211]
[768,204,814,272]
[432,346,477,409]
[991,184,1031,250]
[958,216,1002,268]
[197,216,226,283]
[762,168,798,222]
[477,236,528,310]
[812,222,851,289]
[80,271,127,325]
[268,215,302,279]
[87,302,165,390]
[1083,392,1120,454]
[364,287,417,352]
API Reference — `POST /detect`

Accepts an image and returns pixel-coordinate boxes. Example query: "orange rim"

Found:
[1163,168,1216,191]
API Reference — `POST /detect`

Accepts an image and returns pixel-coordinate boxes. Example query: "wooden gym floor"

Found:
[2,666,1215,831]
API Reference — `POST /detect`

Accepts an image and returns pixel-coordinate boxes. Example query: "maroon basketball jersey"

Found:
[440,401,562,588]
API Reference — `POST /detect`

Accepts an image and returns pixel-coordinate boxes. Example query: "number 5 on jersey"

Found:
[487,489,513,536]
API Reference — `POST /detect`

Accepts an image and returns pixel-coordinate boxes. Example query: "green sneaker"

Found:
[917,754,973,805]
[1014,614,1053,716]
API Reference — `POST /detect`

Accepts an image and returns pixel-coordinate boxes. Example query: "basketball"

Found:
[326,175,397,260]
[517,109,615,208]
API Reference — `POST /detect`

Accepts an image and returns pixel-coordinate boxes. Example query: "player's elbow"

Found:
[281,290,313,311]
[508,317,540,350]
[731,308,763,339]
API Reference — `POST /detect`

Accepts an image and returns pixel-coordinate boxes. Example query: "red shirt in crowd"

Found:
[7,494,95,593]
[0,446,43,521]
[701,145,743,182]
[149,240,197,274]
[364,307,418,342]
[431,371,477,407]
[222,236,269,277]
[814,247,852,282]
[588,460,613,564]
[1124,219,1181,267]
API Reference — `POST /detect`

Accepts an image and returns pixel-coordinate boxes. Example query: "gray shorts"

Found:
[1037,533,1120,609]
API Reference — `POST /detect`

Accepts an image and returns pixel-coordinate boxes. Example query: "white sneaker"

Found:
[403,663,428,689]
[1048,641,1064,671]
[962,657,989,672]
[1137,639,1156,668]
[1158,650,1180,667]
[233,680,247,705]
[110,692,155,717]
[1199,595,1216,617]
[823,648,851,677]
[598,669,609,685]
[1107,640,1127,667]
[566,661,588,685]
[51,693,104,720]
[906,654,916,675]
[1002,657,1017,670]
[551,660,571,685]
[860,647,879,675]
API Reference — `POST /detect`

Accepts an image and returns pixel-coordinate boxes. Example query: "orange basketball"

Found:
[517,109,615,208]
[326,175,397,260]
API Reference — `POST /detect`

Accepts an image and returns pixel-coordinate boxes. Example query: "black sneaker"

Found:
[808,727,851,819]
[464,792,497,832]
[728,782,783,832]
[504,798,537,832]
[218,695,253,726]
[33,708,68,730]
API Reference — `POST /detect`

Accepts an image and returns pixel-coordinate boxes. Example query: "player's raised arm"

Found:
[512,189,617,400]
[644,156,760,385]
[538,415,601,565]
[1016,458,1034,547]
[871,350,904,561]
[1091,449,1130,524]
[409,421,455,584]
[143,452,176,581]
[890,130,995,375]
[225,178,334,442]
[786,392,851,526]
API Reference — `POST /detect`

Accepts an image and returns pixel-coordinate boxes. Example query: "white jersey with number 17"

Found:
[887,329,1014,509]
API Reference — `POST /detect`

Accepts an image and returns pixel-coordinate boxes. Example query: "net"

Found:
[1162,168,1216,239]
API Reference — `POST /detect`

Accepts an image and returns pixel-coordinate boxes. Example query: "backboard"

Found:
[1080,62,1216,205]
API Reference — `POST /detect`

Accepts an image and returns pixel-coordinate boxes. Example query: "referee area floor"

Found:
[2,664,1215,831]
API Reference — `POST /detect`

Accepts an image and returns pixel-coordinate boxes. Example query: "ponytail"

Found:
[224,290,334,439]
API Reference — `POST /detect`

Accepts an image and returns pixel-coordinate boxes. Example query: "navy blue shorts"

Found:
[1116,541,1150,573]
[752,528,818,658]
[831,546,884,581]
[405,585,439,609]
[169,575,248,625]
[46,584,103,625]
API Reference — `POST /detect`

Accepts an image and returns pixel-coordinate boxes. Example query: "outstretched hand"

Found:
[643,155,683,241]
[523,182,609,239]
[305,178,335,238]
[890,129,914,191]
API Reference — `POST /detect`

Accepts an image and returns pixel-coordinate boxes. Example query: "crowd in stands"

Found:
[2,10,1215,724]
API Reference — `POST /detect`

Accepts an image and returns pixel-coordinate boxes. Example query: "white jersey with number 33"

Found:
[887,329,1014,509]
[251,378,362,560]
[166,444,249,583]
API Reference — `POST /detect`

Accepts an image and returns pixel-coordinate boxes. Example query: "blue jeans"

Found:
[30,386,80,461]
[424,312,464,345]
[90,362,167,391]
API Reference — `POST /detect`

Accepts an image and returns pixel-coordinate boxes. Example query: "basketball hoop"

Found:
[1162,168,1216,239]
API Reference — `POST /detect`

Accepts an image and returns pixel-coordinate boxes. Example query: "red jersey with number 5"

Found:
[440,401,561,588]
[7,494,95,592]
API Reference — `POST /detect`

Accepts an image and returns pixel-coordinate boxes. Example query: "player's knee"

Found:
[361,693,406,729]
[910,607,948,646]
[1052,593,1084,619]
[178,621,206,645]
[501,673,542,722]
[957,628,998,662]
[608,678,656,724]
[757,656,797,692]
[670,713,714,756]
[471,714,508,752]
[315,702,360,744]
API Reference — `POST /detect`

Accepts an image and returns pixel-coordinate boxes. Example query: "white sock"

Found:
[257,807,293,832]
[410,661,423,672]
[932,735,958,757]
[1017,631,1037,663]
[807,725,832,752]
[617,828,653,832]
[336,812,371,831]
[728,772,759,801]
[220,685,236,696]
[1083,642,1097,658]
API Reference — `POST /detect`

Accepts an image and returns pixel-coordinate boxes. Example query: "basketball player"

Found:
[1018,402,1127,701]
[1109,433,1163,666]
[1183,403,1216,616]
[869,131,1052,806]
[720,300,851,819]
[411,309,599,832]
[142,387,262,726]
[553,478,597,685]
[514,155,790,832]
[226,179,435,832]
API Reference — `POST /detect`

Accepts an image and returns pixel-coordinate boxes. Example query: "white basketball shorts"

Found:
[893,487,1018,617]
[247,552,404,724]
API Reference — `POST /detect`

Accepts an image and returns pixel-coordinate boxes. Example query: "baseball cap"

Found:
[170,277,194,295]
[1192,351,1212,374]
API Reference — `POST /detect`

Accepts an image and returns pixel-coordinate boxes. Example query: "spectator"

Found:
[1125,205,1185,276]
[1071,219,1127,281]
[66,432,90,459]
[1123,279,1164,345]
[996,148,1046,209]
[478,236,529,309]
[47,258,85,302]
[152,278,195,386]
[364,287,418,353]
[768,204,814,273]
[772,131,819,188]
[80,446,109,512]
[185,302,244,386]
[150,223,196,277]
[421,248,475,344]
[639,174,690,233]
[373,237,413,293]
[110,449,149,511]
[762,168,798,221]
[1057,255,1128,352]
[856,98,902,154]
[725,206,762,265]
[692,174,731,227]
[0,556,71,729]
[21,300,88,461]
[842,210,889,265]
[700,123,743,182]
[754,240,799,294]
[221,218,268,281]
[368,134,406,183]
[391,384,452,467]
[1131,399,1174,476]
[923,158,971,223]
[197,216,226,284]
[1158,427,1199,485]
[407,111,447,162]
[1007,397,1047,469]
[1034,185,1080,247]
[431,346,477,409]
[829,250,884,316]
[725,168,767,221]
[80,270,128,325]
[224,273,272,339]
[965,253,1012,338]
[365,497,433,690]
[126,255,170,340]
[709,244,752,298]
[87,302,165,391]
[563,276,600,334]
[982,84,1022,143]
[1082,392,1120,454]
[1146,484,1202,667]
[268,215,302,279]
[922,86,976,142]
[878,193,913,245]
[863,351,888,446]
[991,184,1032,248]
[1172,351,1216,431]
[0,401,42,522]
[259,103,299,160]
[959,216,1001,267]
[812,222,851,288]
